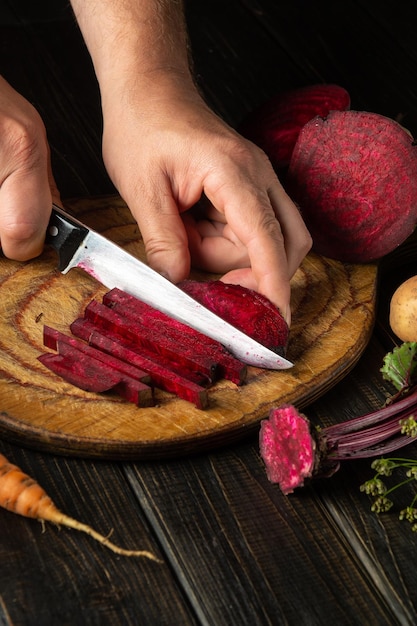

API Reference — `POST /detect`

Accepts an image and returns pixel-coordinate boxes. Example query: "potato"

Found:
[389,275,417,341]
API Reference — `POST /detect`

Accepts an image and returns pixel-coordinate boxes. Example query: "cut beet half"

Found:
[178,280,289,356]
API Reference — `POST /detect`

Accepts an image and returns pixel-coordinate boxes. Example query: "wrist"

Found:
[100,65,200,119]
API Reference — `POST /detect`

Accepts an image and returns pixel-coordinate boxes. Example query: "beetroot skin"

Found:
[287,110,417,262]
[179,280,289,356]
[238,84,350,171]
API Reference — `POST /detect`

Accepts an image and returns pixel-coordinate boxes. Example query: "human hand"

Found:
[0,76,60,260]
[101,80,311,323]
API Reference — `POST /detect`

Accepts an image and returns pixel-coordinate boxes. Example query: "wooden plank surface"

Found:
[1,1,417,625]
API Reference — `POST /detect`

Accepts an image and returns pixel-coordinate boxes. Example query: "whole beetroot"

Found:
[287,110,417,263]
[238,84,350,171]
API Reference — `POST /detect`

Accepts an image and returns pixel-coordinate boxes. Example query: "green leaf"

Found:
[381,342,417,392]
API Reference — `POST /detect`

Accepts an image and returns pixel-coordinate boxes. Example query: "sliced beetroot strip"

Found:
[83,299,219,383]
[70,318,209,409]
[102,289,247,385]
[43,325,152,384]
[71,317,210,388]
[38,348,154,407]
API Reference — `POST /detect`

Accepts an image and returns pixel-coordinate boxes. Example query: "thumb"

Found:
[0,137,60,261]
[0,169,53,261]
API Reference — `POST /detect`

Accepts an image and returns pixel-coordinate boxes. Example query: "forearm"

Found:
[70,0,193,97]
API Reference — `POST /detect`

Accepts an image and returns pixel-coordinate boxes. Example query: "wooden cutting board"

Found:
[0,196,378,459]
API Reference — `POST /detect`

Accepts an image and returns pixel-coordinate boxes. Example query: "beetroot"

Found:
[102,288,247,385]
[38,344,154,407]
[287,110,417,262]
[39,280,287,408]
[238,84,350,171]
[179,280,289,356]
[83,299,219,382]
[70,318,210,409]
[43,325,152,384]
[260,390,417,494]
[259,405,316,494]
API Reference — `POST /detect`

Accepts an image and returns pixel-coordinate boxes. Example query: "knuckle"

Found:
[301,229,313,255]
[2,219,41,247]
[1,115,47,170]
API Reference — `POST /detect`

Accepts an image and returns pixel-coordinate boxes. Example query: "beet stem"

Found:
[321,391,417,461]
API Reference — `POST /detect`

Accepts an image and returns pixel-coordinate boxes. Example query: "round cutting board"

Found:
[0,196,378,459]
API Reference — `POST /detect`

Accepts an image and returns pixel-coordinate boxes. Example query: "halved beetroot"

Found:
[179,280,289,356]
[259,405,316,494]
[238,84,350,171]
[286,110,417,262]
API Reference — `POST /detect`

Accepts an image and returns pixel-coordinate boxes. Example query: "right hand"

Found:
[0,76,60,260]
[100,80,311,323]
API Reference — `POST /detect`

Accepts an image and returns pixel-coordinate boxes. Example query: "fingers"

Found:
[182,212,249,273]
[0,168,52,261]
[268,182,312,279]
[127,185,192,283]
[203,180,290,318]
[0,77,57,261]
[201,147,312,321]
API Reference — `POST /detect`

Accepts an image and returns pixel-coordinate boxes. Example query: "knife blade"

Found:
[45,205,293,370]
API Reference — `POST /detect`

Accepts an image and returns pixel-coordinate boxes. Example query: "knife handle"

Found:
[46,205,89,271]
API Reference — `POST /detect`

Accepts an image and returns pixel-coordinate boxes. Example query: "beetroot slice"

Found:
[70,318,209,409]
[71,317,211,387]
[83,299,219,382]
[43,325,152,384]
[238,84,350,170]
[259,405,316,494]
[287,110,417,262]
[179,280,289,356]
[38,346,154,407]
[102,288,247,385]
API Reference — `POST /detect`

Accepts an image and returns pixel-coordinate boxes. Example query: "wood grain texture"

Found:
[124,444,401,625]
[0,195,377,459]
[0,441,196,626]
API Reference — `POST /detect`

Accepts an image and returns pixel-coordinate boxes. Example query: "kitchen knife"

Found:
[45,205,293,370]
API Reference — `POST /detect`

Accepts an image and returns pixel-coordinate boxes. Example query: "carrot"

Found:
[0,452,161,561]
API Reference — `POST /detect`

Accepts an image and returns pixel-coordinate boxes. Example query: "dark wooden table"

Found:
[1,1,417,624]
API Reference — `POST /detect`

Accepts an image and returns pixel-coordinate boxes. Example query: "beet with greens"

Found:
[259,343,417,494]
